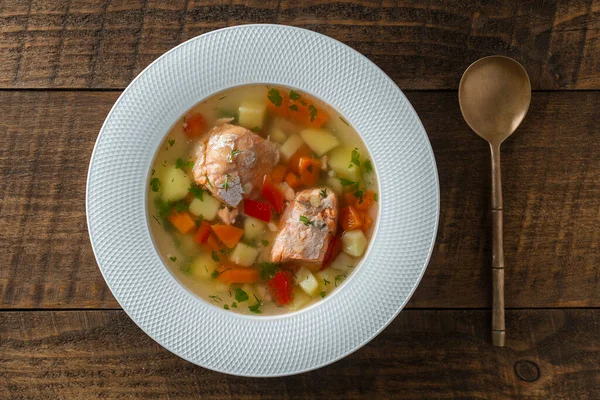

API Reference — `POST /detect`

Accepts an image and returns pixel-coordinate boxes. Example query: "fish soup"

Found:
[148,85,378,315]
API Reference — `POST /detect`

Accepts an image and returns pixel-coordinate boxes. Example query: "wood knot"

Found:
[514,360,540,382]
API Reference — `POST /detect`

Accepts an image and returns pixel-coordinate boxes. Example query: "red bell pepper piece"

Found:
[267,271,294,306]
[193,220,212,244]
[243,199,271,222]
[262,175,284,213]
[183,112,205,139]
[321,236,342,270]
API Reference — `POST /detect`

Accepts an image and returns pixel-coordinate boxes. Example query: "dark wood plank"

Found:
[1,0,598,89]
[1,309,599,398]
[0,91,598,309]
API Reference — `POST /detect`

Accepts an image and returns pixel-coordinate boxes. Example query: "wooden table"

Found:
[1,1,599,398]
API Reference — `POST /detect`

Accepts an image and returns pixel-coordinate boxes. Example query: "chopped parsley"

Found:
[363,159,374,174]
[323,279,330,286]
[162,160,167,167]
[223,304,230,310]
[172,201,188,212]
[350,148,361,167]
[299,99,307,106]
[334,273,347,287]
[188,185,204,201]
[230,148,242,161]
[232,302,238,308]
[320,188,328,198]
[152,215,161,224]
[234,287,249,302]
[354,189,364,204]
[251,127,261,133]
[299,215,313,226]
[308,104,317,122]
[168,139,175,148]
[374,192,378,202]
[175,157,194,170]
[205,175,213,188]
[218,96,226,100]
[180,264,191,275]
[211,251,219,262]
[289,104,298,112]
[320,291,326,298]
[169,256,177,262]
[339,178,357,188]
[151,169,155,176]
[248,295,262,314]
[211,267,231,279]
[261,239,269,247]
[339,116,349,126]
[154,197,172,220]
[289,90,301,100]
[220,174,230,191]
[260,262,280,280]
[208,294,222,303]
[150,178,160,192]
[267,89,283,107]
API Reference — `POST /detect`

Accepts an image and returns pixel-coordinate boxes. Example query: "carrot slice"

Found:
[271,164,287,183]
[355,190,376,211]
[193,220,212,244]
[361,213,373,232]
[204,233,221,252]
[285,172,302,190]
[168,211,196,234]
[298,157,321,186]
[183,112,205,139]
[211,224,244,248]
[288,145,313,174]
[216,265,259,284]
[344,192,357,207]
[266,90,290,119]
[339,206,363,231]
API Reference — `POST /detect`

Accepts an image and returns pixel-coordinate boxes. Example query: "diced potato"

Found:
[326,177,343,195]
[243,216,266,241]
[287,289,312,311]
[328,147,361,181]
[231,243,259,267]
[330,252,358,273]
[279,135,304,161]
[295,267,319,296]
[191,252,219,280]
[270,127,287,144]
[188,193,221,220]
[238,100,266,129]
[315,267,345,294]
[300,128,340,156]
[342,230,368,257]
[161,166,190,201]
[242,283,260,305]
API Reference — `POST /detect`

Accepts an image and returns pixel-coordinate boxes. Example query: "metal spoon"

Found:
[458,56,531,347]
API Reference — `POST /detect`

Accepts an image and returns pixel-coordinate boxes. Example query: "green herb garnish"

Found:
[209,294,222,303]
[308,104,317,122]
[151,169,155,176]
[260,262,280,280]
[232,302,238,308]
[230,148,242,160]
[218,96,226,100]
[339,116,349,126]
[234,287,249,302]
[180,264,192,275]
[150,178,160,192]
[172,201,188,212]
[354,189,364,204]
[289,90,301,100]
[334,273,347,287]
[175,157,194,170]
[152,215,161,224]
[211,267,231,279]
[267,89,283,107]
[299,99,307,106]
[168,139,175,148]
[211,251,219,262]
[363,159,373,174]
[320,188,328,198]
[289,104,298,112]
[261,239,269,247]
[251,127,260,133]
[169,256,177,262]
[205,175,213,188]
[220,174,230,191]
[350,148,361,167]
[339,178,357,187]
[223,304,230,310]
[299,215,313,226]
[248,295,262,314]
[320,291,326,298]
[323,279,330,286]
[189,185,204,201]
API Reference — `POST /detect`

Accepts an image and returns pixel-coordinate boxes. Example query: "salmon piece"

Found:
[271,188,338,265]
[192,124,279,207]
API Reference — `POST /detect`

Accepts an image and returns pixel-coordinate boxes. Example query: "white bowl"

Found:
[86,25,439,377]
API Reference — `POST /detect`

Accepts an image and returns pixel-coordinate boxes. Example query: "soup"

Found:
[148,85,378,315]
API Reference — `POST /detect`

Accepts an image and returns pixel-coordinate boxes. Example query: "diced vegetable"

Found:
[295,267,319,296]
[326,177,343,195]
[355,190,376,211]
[203,233,221,252]
[270,127,287,144]
[287,289,311,311]
[243,199,271,222]
[191,252,219,280]
[268,271,294,305]
[193,220,212,244]
[288,145,312,174]
[230,242,259,267]
[238,100,266,129]
[211,224,244,248]
[279,135,304,161]
[300,128,340,156]
[243,216,266,241]
[271,164,287,183]
[342,230,368,257]
[216,265,259,284]
[361,212,373,232]
[322,236,342,269]
[188,193,221,220]
[339,206,363,231]
[168,211,196,234]
[316,267,345,293]
[262,175,284,213]
[284,172,302,189]
[329,252,357,273]
[298,157,321,186]
[161,166,191,202]
[328,147,361,181]
[183,112,205,138]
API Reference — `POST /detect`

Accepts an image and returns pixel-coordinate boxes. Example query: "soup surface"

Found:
[148,85,378,315]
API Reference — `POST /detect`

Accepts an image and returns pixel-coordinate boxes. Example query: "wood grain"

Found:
[1,0,598,89]
[0,90,598,309]
[1,309,599,399]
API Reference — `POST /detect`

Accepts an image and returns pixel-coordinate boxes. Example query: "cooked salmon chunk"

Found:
[192,124,279,207]
[271,188,338,264]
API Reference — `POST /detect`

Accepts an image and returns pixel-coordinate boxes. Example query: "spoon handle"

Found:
[490,143,505,346]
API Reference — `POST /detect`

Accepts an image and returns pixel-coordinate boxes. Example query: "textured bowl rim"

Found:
[86,24,440,377]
